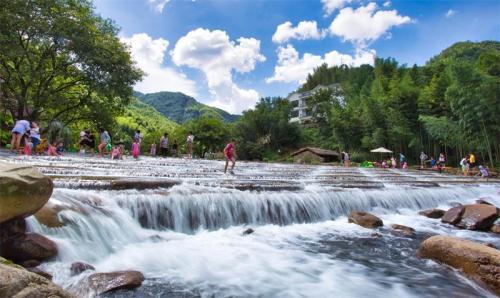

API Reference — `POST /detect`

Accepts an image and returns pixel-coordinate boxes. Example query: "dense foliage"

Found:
[299,41,500,166]
[135,91,240,124]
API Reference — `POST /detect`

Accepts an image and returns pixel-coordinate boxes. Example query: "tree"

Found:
[184,116,230,158]
[0,0,142,125]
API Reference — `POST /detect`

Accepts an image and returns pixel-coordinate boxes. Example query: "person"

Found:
[131,139,140,159]
[399,153,406,166]
[56,142,64,156]
[402,161,408,170]
[382,160,388,168]
[79,130,95,155]
[390,156,397,168]
[460,156,469,176]
[47,142,58,156]
[438,153,446,167]
[23,135,32,156]
[134,130,142,144]
[468,153,476,169]
[343,151,350,167]
[172,140,178,157]
[10,119,31,153]
[430,156,437,168]
[186,132,194,159]
[160,133,169,157]
[150,143,157,157]
[29,122,41,154]
[477,165,489,178]
[110,145,121,160]
[98,128,111,157]
[224,139,236,174]
[419,151,428,169]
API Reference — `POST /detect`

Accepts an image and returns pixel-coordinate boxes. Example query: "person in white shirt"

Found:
[186,132,194,159]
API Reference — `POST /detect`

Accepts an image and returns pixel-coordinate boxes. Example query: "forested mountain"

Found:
[295,41,500,166]
[134,91,240,124]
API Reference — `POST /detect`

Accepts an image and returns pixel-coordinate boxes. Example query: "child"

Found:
[172,140,178,157]
[131,139,140,159]
[390,156,397,168]
[47,142,58,156]
[150,143,157,157]
[23,135,32,156]
[402,161,408,170]
[111,145,121,160]
[223,139,236,174]
[460,157,469,176]
[56,142,64,156]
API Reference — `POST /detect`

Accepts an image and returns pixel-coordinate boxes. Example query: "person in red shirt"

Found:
[224,139,236,174]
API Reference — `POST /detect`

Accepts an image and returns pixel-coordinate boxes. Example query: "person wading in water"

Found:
[224,139,236,174]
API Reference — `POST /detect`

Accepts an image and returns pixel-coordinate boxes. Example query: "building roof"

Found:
[291,147,340,157]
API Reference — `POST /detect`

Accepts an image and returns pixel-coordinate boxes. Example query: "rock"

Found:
[456,204,498,230]
[1,233,58,262]
[390,224,416,237]
[476,199,494,206]
[491,225,500,234]
[34,203,66,228]
[417,235,500,295]
[348,211,383,228]
[70,262,95,276]
[418,209,445,219]
[242,228,255,235]
[0,257,73,297]
[449,202,463,207]
[27,267,53,280]
[0,162,53,224]
[20,259,41,268]
[484,243,497,249]
[0,218,26,242]
[85,271,145,294]
[441,205,465,225]
[370,232,382,238]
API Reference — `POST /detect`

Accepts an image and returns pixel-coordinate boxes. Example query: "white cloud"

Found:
[272,21,326,44]
[383,1,391,7]
[172,28,266,114]
[445,9,457,18]
[266,44,375,84]
[329,2,412,46]
[321,0,353,16]
[121,33,198,97]
[147,0,171,13]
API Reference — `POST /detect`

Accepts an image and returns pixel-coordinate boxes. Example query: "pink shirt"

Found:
[224,143,234,158]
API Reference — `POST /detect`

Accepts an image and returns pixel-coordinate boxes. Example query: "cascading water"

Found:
[3,154,499,297]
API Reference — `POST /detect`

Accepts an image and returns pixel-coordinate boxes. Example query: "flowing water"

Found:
[2,154,500,298]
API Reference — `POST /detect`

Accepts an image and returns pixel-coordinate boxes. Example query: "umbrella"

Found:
[370,147,393,153]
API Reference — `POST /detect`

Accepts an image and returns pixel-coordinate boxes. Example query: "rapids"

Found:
[2,154,499,297]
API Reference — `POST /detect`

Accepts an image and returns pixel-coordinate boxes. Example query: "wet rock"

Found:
[1,233,58,262]
[418,209,445,219]
[449,202,463,207]
[242,228,255,235]
[476,199,494,206]
[0,257,72,297]
[70,262,95,276]
[0,218,26,242]
[34,203,66,228]
[370,232,382,238]
[85,271,145,294]
[390,224,416,237]
[456,204,498,231]
[110,179,180,190]
[491,225,500,234]
[20,259,41,268]
[484,243,497,249]
[0,162,54,224]
[27,267,53,280]
[441,205,465,225]
[348,211,383,228]
[417,235,500,295]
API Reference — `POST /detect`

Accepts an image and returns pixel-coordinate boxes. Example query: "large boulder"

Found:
[1,233,58,262]
[348,211,383,228]
[417,235,500,295]
[0,162,53,224]
[441,205,465,225]
[0,257,73,298]
[390,224,415,237]
[418,209,445,219]
[456,204,498,231]
[85,271,145,294]
[34,203,66,228]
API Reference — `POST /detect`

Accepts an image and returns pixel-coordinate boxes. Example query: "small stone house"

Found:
[291,147,340,164]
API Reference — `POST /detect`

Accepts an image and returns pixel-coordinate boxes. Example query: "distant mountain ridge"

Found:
[134,91,240,123]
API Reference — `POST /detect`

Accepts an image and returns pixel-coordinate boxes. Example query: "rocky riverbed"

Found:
[0,153,499,297]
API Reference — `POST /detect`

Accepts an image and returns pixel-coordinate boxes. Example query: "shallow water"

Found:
[2,154,499,297]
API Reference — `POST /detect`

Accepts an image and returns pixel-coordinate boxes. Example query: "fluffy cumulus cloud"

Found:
[445,9,457,18]
[266,44,375,84]
[172,28,265,114]
[121,33,197,97]
[147,0,171,13]
[321,0,353,16]
[272,21,325,44]
[329,2,411,46]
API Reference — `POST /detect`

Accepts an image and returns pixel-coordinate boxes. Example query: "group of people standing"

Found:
[10,119,64,156]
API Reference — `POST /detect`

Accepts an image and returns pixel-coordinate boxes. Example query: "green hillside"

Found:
[134,91,240,123]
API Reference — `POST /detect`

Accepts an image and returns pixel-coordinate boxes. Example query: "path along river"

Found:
[2,154,499,297]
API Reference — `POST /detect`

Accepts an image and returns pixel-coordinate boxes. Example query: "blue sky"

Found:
[93,0,500,114]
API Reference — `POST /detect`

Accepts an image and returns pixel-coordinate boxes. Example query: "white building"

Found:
[288,84,342,124]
